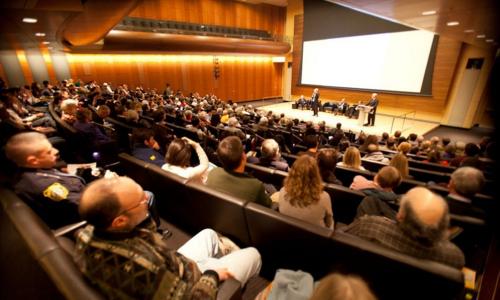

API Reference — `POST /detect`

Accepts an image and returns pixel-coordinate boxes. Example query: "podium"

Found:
[356,105,372,126]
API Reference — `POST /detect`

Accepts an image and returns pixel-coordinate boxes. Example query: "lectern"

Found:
[356,105,372,126]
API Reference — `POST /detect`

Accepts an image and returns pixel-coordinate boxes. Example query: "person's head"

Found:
[342,147,362,169]
[97,105,111,119]
[227,117,239,128]
[284,155,323,207]
[381,132,389,141]
[304,134,319,150]
[132,128,157,149]
[426,149,441,163]
[261,139,280,161]
[366,143,379,154]
[464,143,480,157]
[371,93,377,99]
[408,133,417,142]
[317,148,338,178]
[61,100,78,115]
[76,108,92,123]
[397,142,411,155]
[397,187,449,246]
[258,116,268,126]
[165,138,192,168]
[390,153,409,179]
[5,132,59,169]
[314,88,319,93]
[442,137,451,147]
[310,273,377,300]
[374,166,402,190]
[449,167,485,198]
[336,122,342,129]
[393,130,401,138]
[126,109,139,122]
[217,136,245,171]
[79,176,149,231]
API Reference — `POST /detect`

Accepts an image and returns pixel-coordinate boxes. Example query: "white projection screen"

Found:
[301,30,435,93]
[302,0,438,95]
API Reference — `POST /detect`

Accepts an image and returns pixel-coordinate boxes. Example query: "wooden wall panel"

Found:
[66,54,283,102]
[291,15,463,119]
[129,0,285,36]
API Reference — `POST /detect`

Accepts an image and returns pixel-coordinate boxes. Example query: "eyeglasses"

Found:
[117,192,148,216]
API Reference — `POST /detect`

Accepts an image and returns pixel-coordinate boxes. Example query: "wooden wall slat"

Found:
[129,0,285,35]
[66,54,282,102]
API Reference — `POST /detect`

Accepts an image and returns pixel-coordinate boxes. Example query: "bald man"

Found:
[342,187,465,268]
[76,176,261,299]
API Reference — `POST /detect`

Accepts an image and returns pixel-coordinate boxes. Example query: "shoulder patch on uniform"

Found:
[43,182,69,201]
[149,155,156,161]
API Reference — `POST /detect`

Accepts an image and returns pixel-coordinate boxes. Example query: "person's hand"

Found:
[33,126,56,134]
[182,137,197,146]
[36,112,45,118]
[214,268,234,281]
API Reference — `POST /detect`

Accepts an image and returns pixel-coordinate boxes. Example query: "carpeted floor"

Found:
[424,125,495,144]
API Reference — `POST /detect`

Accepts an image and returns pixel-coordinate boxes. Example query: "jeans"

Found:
[178,229,262,286]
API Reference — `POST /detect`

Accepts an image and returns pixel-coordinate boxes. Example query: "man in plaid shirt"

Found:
[341,187,465,269]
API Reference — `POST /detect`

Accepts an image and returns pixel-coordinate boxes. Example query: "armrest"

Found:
[217,278,242,300]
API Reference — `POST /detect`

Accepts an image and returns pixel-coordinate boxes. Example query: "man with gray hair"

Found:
[446,167,486,219]
[224,117,246,140]
[342,187,465,268]
[247,139,289,171]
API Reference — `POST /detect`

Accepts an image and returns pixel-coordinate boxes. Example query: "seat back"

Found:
[324,183,365,225]
[244,202,334,279]
[245,163,287,189]
[0,188,103,300]
[330,232,464,300]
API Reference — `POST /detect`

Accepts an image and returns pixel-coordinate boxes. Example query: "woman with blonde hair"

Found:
[277,155,334,229]
[337,146,366,171]
[390,153,412,179]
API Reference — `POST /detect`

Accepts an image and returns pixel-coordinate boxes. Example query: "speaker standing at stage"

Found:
[364,93,379,126]
[311,88,320,117]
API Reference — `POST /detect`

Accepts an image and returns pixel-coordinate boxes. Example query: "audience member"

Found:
[363,144,389,163]
[162,137,210,183]
[351,166,402,219]
[445,167,486,219]
[5,132,84,228]
[310,273,377,300]
[298,134,319,157]
[131,128,164,167]
[277,155,334,229]
[390,153,412,179]
[337,146,366,171]
[207,136,272,207]
[247,139,289,171]
[317,148,343,185]
[76,176,262,299]
[342,187,465,269]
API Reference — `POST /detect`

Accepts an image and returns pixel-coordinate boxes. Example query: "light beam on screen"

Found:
[301,30,435,93]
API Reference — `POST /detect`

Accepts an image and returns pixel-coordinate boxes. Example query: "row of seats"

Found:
[117,17,274,40]
[0,185,244,300]
[116,153,466,300]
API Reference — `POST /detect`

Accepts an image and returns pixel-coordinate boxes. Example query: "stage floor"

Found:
[259,102,439,137]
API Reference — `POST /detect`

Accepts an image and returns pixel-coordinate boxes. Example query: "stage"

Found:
[258,101,440,137]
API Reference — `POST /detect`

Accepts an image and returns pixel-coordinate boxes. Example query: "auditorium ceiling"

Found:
[0,0,497,52]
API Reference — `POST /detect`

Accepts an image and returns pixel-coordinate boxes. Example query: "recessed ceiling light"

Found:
[485,39,494,43]
[476,34,486,38]
[42,41,50,45]
[35,32,46,37]
[422,10,436,16]
[464,29,474,33]
[446,21,460,26]
[22,17,37,23]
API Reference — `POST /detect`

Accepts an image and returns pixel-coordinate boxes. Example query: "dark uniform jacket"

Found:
[14,168,85,228]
